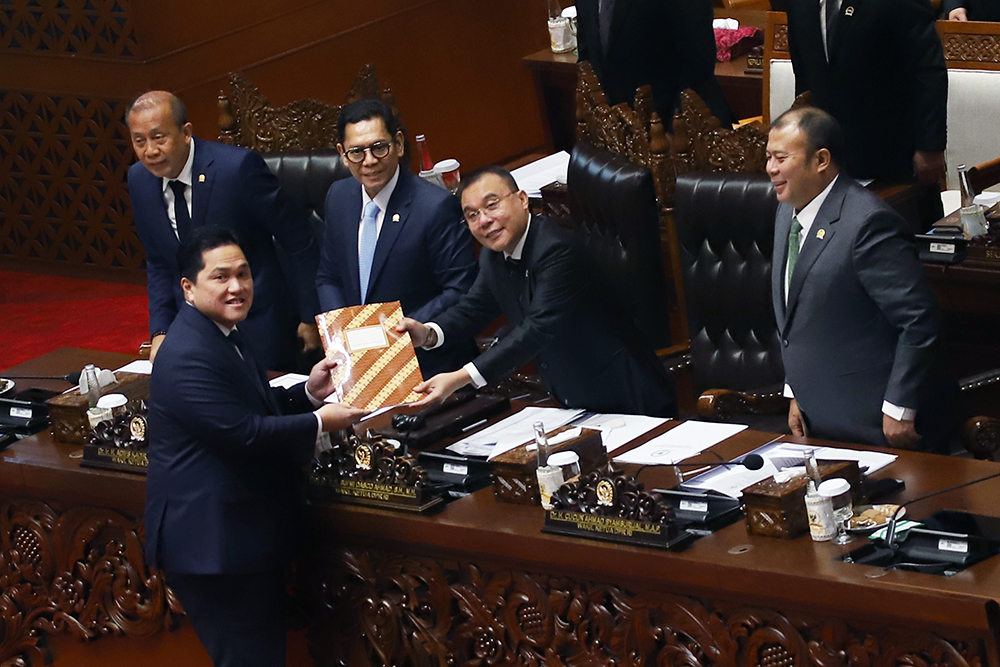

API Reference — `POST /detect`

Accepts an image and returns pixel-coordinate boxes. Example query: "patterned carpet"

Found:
[0,270,148,370]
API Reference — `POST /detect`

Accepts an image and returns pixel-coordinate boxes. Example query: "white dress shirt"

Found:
[161,138,196,238]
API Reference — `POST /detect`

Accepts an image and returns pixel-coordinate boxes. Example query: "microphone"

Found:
[672,453,766,471]
[2,372,82,384]
[882,469,1000,546]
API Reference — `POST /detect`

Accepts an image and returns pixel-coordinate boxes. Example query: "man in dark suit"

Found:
[146,225,364,667]
[397,166,677,417]
[784,0,947,227]
[945,0,1000,21]
[316,99,478,377]
[127,90,322,371]
[575,0,735,126]
[768,107,953,452]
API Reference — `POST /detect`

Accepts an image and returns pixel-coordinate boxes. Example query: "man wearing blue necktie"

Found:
[316,99,478,377]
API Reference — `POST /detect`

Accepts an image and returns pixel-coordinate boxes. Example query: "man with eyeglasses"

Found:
[316,99,478,376]
[397,166,678,417]
[127,90,322,373]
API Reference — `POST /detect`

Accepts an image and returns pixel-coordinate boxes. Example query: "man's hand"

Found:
[412,369,472,407]
[396,317,433,348]
[149,333,166,363]
[913,150,946,186]
[788,399,807,437]
[883,414,921,450]
[298,322,322,352]
[316,402,367,431]
[948,7,969,20]
[306,356,345,401]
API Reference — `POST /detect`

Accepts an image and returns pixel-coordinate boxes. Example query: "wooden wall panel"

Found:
[0,0,550,278]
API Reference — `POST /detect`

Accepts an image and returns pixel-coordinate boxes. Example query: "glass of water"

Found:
[818,478,853,545]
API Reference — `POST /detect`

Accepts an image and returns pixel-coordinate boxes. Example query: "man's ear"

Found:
[815,147,833,173]
[181,276,194,304]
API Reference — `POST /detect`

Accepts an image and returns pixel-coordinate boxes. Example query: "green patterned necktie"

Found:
[787,215,803,281]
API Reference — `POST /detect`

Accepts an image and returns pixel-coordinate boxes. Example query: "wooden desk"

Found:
[523,48,764,154]
[5,349,1000,667]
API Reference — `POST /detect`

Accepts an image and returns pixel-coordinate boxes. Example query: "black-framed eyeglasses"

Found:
[343,141,393,164]
[464,191,518,225]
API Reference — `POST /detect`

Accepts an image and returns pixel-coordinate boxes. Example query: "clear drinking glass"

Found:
[818,478,853,545]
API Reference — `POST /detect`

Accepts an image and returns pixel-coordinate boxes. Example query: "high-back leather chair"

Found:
[567,140,673,350]
[262,150,352,240]
[674,172,787,421]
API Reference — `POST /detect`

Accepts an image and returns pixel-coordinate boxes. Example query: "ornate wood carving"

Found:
[0,0,140,57]
[0,91,142,271]
[574,61,767,208]
[0,498,178,666]
[217,66,406,155]
[941,34,1000,65]
[306,547,985,667]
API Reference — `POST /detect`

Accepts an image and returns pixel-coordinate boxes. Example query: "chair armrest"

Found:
[960,368,1000,392]
[964,415,1000,460]
[138,341,152,360]
[656,343,690,373]
[697,388,788,420]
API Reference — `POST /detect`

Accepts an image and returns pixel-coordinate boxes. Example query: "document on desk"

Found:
[269,373,308,389]
[611,420,747,465]
[573,413,669,453]
[115,360,152,375]
[682,441,898,498]
[446,406,584,459]
[510,151,570,198]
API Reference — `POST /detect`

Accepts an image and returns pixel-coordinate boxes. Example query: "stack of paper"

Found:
[447,406,583,459]
[612,421,748,465]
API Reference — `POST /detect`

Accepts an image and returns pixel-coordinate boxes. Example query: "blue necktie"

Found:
[358,200,380,303]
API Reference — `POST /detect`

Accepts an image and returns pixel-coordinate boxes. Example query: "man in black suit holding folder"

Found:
[397,166,677,417]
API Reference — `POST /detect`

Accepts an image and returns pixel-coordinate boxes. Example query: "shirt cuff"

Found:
[305,385,324,408]
[313,412,323,444]
[424,322,445,350]
[882,400,916,422]
[463,361,488,389]
[783,383,794,399]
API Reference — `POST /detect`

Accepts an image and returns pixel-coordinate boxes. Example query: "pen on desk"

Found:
[461,418,488,433]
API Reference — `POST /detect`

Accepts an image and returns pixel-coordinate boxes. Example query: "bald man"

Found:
[126,91,322,371]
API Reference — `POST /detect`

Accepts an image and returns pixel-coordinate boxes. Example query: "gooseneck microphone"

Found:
[2,372,82,384]
[882,469,1000,546]
[671,453,766,471]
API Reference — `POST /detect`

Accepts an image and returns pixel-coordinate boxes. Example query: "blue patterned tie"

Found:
[358,200,380,303]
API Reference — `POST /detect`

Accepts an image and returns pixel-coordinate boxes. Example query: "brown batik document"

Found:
[315,301,424,410]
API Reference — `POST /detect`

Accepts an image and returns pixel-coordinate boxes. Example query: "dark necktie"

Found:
[599,0,615,53]
[228,328,278,414]
[825,0,841,55]
[169,179,192,240]
[786,215,803,297]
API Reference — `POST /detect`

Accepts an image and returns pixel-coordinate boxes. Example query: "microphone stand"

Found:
[883,469,1000,546]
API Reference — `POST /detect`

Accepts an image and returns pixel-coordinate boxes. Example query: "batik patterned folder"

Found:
[315,301,424,410]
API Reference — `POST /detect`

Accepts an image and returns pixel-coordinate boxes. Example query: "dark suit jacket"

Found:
[316,168,479,376]
[771,176,951,451]
[942,0,1000,20]
[786,0,948,180]
[128,138,321,371]
[576,0,735,126]
[436,216,677,417]
[145,303,318,575]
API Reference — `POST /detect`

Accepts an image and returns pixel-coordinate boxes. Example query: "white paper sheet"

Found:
[446,406,584,459]
[115,360,152,375]
[682,441,898,498]
[269,373,308,389]
[612,420,747,465]
[572,413,669,453]
[510,152,570,198]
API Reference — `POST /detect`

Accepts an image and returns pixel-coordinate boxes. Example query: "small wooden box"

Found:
[491,426,605,505]
[46,373,150,445]
[742,460,862,538]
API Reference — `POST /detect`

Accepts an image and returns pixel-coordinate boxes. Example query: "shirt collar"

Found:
[161,137,196,193]
[794,174,839,238]
[361,164,400,213]
[505,214,532,260]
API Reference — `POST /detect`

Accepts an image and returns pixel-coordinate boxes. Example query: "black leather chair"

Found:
[674,172,788,427]
[567,141,673,350]
[262,149,352,241]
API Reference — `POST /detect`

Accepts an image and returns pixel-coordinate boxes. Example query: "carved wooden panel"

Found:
[574,61,767,208]
[0,498,178,666]
[305,547,985,667]
[941,34,1000,65]
[218,66,406,155]
[0,91,143,270]
[0,0,140,57]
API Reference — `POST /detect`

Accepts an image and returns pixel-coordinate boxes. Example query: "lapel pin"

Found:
[845,6,854,15]
[392,213,400,223]
[816,229,826,240]
[198,174,206,182]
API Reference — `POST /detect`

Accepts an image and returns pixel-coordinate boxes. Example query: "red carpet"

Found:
[0,270,149,370]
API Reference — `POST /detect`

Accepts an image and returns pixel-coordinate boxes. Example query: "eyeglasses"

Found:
[464,191,518,225]
[343,141,393,164]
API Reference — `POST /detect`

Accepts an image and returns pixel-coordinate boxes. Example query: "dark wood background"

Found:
[0,0,550,280]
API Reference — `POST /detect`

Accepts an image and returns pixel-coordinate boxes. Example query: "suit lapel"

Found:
[343,187,364,303]
[145,174,180,262]
[367,172,411,301]
[189,138,216,229]
[773,205,792,328]
[784,182,843,326]
[605,0,634,57]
